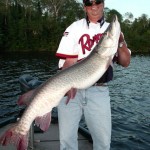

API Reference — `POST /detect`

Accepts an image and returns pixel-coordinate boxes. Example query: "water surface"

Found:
[0,52,149,149]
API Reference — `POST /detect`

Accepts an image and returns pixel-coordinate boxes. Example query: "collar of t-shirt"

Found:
[86,16,105,28]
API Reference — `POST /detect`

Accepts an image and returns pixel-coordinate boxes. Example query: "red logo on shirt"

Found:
[79,33,103,54]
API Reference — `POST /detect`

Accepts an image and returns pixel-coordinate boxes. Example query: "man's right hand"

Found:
[65,88,77,104]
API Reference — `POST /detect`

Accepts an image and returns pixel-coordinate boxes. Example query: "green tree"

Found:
[105,8,123,23]
[0,0,149,53]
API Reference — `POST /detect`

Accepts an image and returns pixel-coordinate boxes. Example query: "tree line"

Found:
[0,0,150,54]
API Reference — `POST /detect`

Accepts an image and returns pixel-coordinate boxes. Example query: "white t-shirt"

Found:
[56,18,109,68]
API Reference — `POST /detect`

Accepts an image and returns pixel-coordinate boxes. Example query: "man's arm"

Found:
[62,58,78,70]
[61,58,78,103]
[117,33,131,67]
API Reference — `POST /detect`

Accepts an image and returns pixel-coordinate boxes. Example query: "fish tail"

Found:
[35,112,51,131]
[0,126,28,150]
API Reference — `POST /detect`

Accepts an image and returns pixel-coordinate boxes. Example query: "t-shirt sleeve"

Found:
[56,23,78,60]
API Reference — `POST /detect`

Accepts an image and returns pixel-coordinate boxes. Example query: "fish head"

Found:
[97,15,121,58]
[109,15,121,39]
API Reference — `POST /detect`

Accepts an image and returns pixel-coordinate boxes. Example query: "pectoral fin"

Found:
[35,112,51,131]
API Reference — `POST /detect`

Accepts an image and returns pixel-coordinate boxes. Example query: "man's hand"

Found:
[117,32,131,67]
[65,88,77,104]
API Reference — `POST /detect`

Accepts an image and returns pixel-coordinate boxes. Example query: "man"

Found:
[56,0,131,150]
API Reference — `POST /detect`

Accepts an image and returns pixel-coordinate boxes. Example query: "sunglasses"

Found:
[84,0,104,7]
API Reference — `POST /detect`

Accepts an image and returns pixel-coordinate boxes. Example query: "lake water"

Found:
[0,52,150,149]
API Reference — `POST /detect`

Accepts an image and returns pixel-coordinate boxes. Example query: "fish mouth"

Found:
[113,15,117,22]
[108,15,120,37]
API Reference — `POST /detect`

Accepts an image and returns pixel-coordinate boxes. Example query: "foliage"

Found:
[0,0,149,54]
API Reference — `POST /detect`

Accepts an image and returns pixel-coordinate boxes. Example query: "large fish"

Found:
[0,15,120,150]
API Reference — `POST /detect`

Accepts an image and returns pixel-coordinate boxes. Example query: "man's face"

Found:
[84,0,104,21]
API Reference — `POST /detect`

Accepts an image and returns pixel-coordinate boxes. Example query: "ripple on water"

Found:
[0,53,150,149]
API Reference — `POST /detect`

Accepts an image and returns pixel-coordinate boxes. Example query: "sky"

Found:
[78,0,150,18]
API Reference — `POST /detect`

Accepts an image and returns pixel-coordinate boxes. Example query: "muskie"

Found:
[0,15,120,150]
